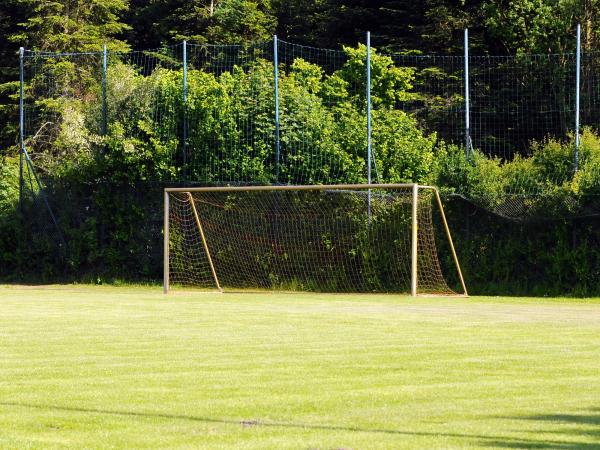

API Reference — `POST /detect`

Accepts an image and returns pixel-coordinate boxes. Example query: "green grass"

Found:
[1,286,600,449]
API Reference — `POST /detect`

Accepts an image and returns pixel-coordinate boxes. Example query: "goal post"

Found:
[164,184,468,296]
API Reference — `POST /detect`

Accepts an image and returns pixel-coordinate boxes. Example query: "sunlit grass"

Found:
[1,285,600,449]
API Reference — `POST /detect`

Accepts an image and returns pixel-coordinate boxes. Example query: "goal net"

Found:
[164,184,467,296]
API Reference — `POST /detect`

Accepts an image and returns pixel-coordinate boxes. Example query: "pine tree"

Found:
[205,0,276,43]
[126,0,210,46]
[11,0,130,52]
[127,0,275,46]
[0,0,28,155]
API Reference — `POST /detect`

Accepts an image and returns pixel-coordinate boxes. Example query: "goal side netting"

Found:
[163,184,467,296]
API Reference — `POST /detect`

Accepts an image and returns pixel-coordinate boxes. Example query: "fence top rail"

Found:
[277,39,347,54]
[23,50,105,57]
[18,42,595,59]
[165,183,437,193]
[186,42,268,49]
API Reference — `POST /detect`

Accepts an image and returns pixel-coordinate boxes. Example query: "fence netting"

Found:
[186,42,274,183]
[388,54,464,149]
[10,38,600,285]
[19,41,600,207]
[23,50,104,167]
[277,40,366,184]
[470,53,577,160]
[107,45,183,181]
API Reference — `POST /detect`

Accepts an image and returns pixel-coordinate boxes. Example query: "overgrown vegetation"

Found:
[3,1,600,294]
[2,43,600,295]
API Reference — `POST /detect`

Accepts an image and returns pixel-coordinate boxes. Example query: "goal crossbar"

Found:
[164,183,468,296]
[165,183,436,193]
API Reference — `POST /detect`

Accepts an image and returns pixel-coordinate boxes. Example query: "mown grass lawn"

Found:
[1,285,600,449]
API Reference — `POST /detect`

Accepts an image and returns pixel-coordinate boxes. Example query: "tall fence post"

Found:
[182,40,188,181]
[19,47,24,212]
[464,28,471,157]
[575,23,581,171]
[366,31,372,220]
[366,31,372,186]
[274,35,280,182]
[101,44,108,136]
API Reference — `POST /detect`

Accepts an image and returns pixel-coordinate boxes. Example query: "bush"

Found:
[0,156,19,214]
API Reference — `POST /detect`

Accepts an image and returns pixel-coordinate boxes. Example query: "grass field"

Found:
[1,286,600,449]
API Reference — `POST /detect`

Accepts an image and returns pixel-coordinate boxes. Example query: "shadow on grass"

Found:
[1,401,599,448]
[0,401,442,436]
[482,410,600,449]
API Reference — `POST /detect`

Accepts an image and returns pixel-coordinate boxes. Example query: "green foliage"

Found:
[573,128,600,196]
[371,109,437,184]
[271,0,329,46]
[0,156,19,214]
[530,136,574,186]
[432,128,600,222]
[332,44,417,109]
[483,0,596,54]
[0,44,443,284]
[6,35,600,295]
[4,1,600,295]
[12,0,130,52]
[126,0,276,46]
[184,60,275,182]
[0,157,27,280]
[36,44,431,186]
[280,60,358,183]
[206,0,275,44]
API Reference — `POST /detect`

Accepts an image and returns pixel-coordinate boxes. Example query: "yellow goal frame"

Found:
[164,183,468,297]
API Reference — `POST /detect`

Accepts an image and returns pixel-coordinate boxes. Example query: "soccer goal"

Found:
[163,184,467,296]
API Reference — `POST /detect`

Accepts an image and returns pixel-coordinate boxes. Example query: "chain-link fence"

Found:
[7,33,600,290]
[20,37,598,184]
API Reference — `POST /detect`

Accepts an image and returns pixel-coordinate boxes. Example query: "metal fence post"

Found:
[575,23,581,171]
[366,31,372,186]
[366,31,372,220]
[182,40,188,181]
[274,35,281,182]
[464,29,471,157]
[102,44,107,136]
[19,47,25,212]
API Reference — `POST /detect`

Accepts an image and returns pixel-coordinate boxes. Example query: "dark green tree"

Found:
[11,0,130,52]
[126,0,211,46]
[126,0,275,46]
[484,0,600,54]
[272,0,330,45]
[271,0,486,53]
[0,0,29,156]
[205,0,276,43]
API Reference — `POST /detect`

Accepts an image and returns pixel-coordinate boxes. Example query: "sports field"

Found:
[1,285,599,449]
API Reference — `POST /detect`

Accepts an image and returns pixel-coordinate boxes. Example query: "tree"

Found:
[204,0,276,44]
[126,0,212,46]
[0,0,28,155]
[420,0,487,54]
[271,0,486,54]
[11,0,131,52]
[484,0,600,54]
[272,0,330,45]
[126,0,275,46]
